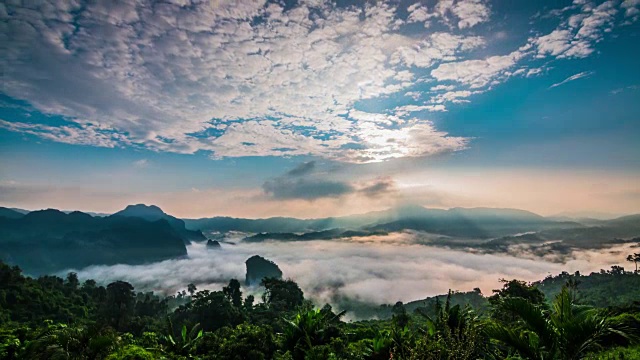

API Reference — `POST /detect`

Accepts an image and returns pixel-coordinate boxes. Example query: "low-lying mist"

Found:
[69,232,634,307]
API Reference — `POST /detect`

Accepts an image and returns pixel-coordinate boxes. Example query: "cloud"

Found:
[262,161,353,200]
[532,0,618,59]
[611,84,640,94]
[263,178,354,201]
[393,104,447,116]
[286,161,316,177]
[549,71,594,89]
[133,159,149,168]
[622,0,640,17]
[0,0,633,163]
[0,0,447,163]
[69,239,636,310]
[390,32,485,69]
[450,0,491,29]
[0,120,130,148]
[406,3,437,25]
[359,177,397,198]
[262,163,399,201]
[430,47,529,89]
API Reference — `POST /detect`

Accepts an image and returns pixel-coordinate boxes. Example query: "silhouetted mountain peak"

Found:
[245,255,283,286]
[67,211,94,220]
[114,204,205,243]
[448,207,545,220]
[116,204,167,220]
[0,207,26,219]
[23,209,67,221]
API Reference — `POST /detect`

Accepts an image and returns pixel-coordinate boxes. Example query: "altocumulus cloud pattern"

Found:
[1,0,638,162]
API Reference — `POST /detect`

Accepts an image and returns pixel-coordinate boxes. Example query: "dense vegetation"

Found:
[0,209,189,274]
[1,259,640,359]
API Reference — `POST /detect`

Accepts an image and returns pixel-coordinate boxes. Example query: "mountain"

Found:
[367,207,580,239]
[115,204,205,243]
[245,255,282,286]
[206,239,222,249]
[549,210,624,221]
[243,229,388,242]
[186,205,579,240]
[0,207,26,219]
[536,214,640,248]
[0,209,187,275]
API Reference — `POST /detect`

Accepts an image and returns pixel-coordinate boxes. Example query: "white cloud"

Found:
[393,104,447,116]
[0,120,130,148]
[532,0,619,59]
[0,0,631,163]
[431,48,528,88]
[1,0,471,163]
[348,119,468,163]
[549,71,594,89]
[533,30,575,57]
[70,240,635,309]
[430,84,457,92]
[527,67,545,77]
[407,3,436,25]
[622,0,640,17]
[451,0,491,29]
[133,159,149,168]
[391,32,485,69]
[405,0,490,29]
[431,90,479,104]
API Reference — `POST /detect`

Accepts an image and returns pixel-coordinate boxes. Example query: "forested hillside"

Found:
[2,260,640,359]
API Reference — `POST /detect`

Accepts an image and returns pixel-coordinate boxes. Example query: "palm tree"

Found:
[488,286,639,359]
[626,253,640,274]
[283,307,346,360]
[21,323,118,359]
[410,291,489,360]
[162,318,203,356]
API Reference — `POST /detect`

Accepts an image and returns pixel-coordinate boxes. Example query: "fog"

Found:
[70,232,634,307]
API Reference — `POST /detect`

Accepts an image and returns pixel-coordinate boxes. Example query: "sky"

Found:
[1,0,639,218]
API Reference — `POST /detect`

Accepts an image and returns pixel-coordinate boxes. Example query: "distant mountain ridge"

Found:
[185,205,584,239]
[114,204,206,243]
[0,207,25,219]
[0,208,188,275]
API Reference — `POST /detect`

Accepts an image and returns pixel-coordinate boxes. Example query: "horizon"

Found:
[1,0,639,219]
[3,202,637,221]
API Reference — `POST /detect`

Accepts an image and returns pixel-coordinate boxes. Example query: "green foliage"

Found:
[536,270,640,307]
[410,291,489,359]
[591,344,640,359]
[162,319,203,356]
[223,279,243,308]
[1,259,639,360]
[198,324,277,360]
[488,286,640,359]
[282,306,345,360]
[105,345,156,360]
[173,289,245,332]
[261,278,305,312]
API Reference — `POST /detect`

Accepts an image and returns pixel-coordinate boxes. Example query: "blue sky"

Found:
[1,0,639,218]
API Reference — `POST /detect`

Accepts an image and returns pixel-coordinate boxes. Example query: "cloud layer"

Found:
[69,238,636,308]
[1,0,634,162]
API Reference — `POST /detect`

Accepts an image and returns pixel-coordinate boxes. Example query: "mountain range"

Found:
[184,205,583,239]
[0,205,198,274]
[1,204,638,274]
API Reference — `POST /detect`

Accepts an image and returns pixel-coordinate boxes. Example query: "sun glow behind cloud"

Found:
[1,0,637,163]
